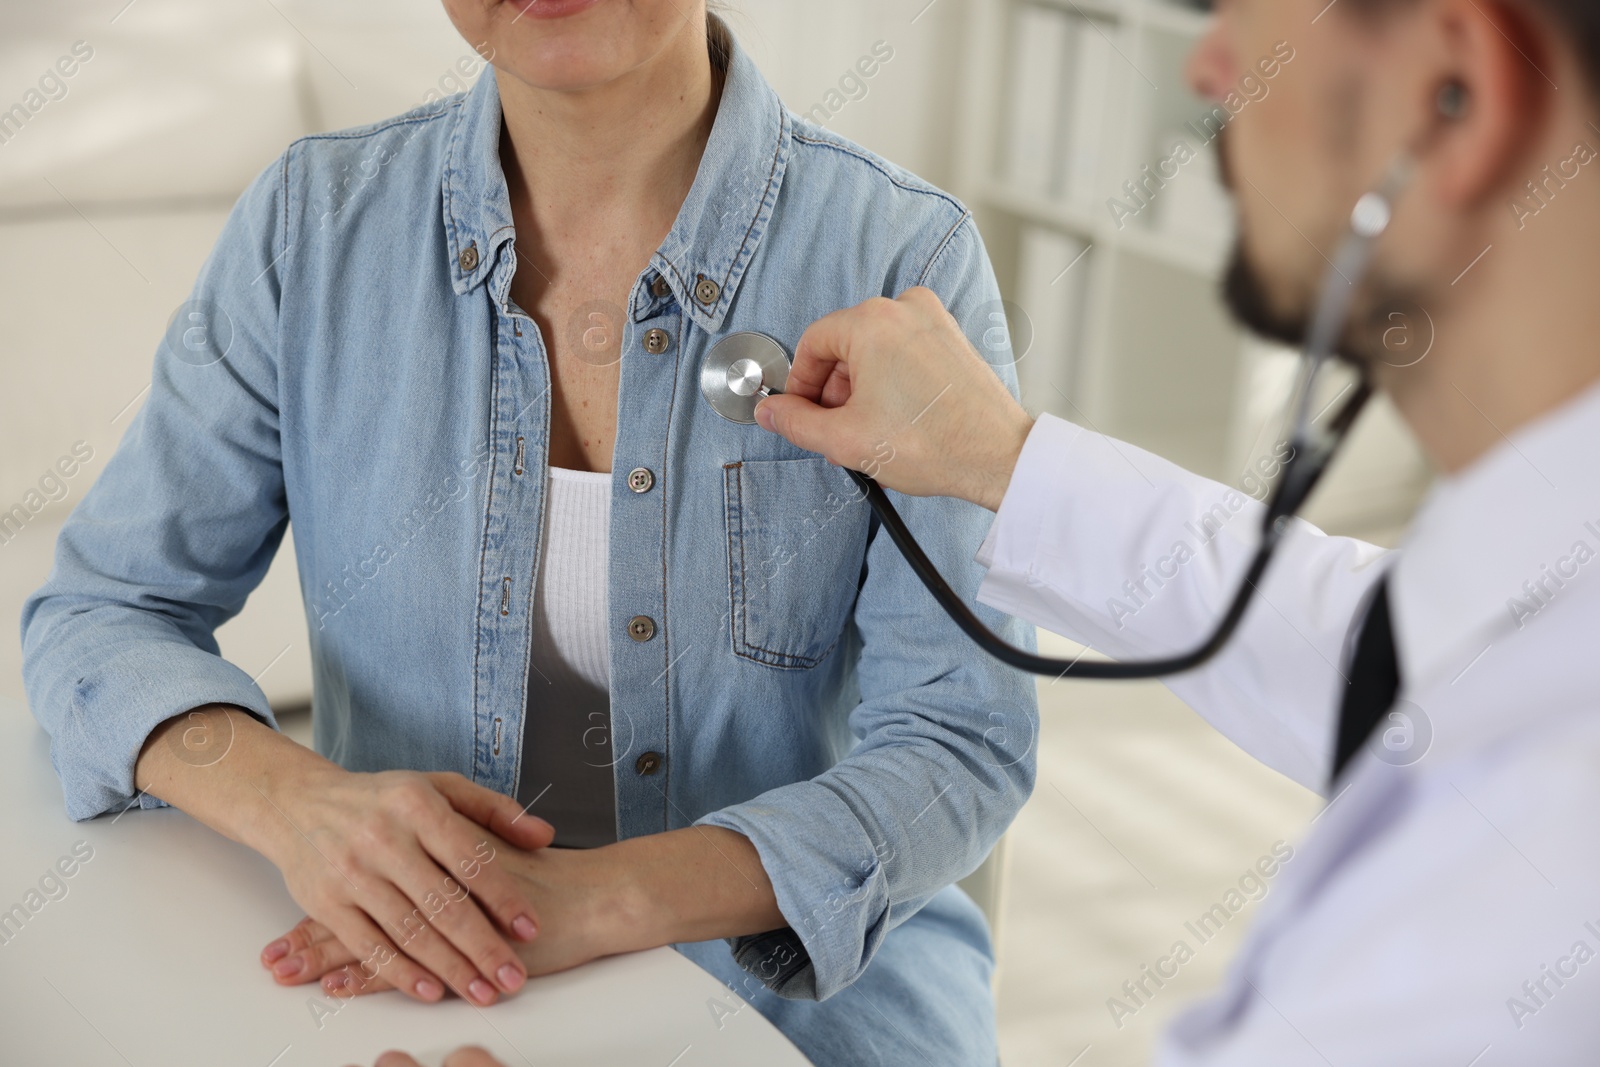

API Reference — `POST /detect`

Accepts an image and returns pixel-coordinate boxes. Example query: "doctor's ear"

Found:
[1424,0,1552,209]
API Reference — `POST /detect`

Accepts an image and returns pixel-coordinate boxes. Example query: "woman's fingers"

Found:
[369,868,514,1005]
[314,905,447,1004]
[385,843,526,1002]
[426,772,554,856]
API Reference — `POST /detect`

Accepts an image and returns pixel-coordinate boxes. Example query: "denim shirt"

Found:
[21,29,1038,1009]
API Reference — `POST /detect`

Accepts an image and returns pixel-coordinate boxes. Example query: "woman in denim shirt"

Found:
[21,3,1037,1063]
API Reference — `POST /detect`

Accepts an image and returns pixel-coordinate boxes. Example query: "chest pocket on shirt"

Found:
[723,457,871,669]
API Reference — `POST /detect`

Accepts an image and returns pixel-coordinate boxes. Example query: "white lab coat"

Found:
[975,386,1600,1065]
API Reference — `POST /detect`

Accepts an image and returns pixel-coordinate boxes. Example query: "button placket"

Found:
[610,281,679,837]
[471,264,549,794]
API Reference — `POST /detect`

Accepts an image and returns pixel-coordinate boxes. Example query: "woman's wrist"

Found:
[591,826,784,951]
[133,705,342,859]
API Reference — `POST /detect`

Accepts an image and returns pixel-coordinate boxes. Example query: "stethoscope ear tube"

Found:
[846,380,1371,679]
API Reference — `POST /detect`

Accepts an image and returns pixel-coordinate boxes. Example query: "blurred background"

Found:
[0,1,1433,1063]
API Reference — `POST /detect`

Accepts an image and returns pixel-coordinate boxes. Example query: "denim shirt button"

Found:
[649,275,672,299]
[458,242,479,272]
[694,277,720,305]
[627,468,655,494]
[635,751,663,776]
[626,615,657,642]
[643,328,672,355]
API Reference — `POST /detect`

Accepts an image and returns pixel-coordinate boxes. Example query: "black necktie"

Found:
[1332,579,1401,783]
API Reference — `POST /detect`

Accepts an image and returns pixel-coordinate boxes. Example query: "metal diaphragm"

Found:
[700,332,791,423]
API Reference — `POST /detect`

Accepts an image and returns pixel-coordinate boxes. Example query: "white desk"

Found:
[0,695,809,1066]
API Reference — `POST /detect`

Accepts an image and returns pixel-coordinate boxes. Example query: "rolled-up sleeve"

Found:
[697,214,1039,1000]
[20,151,293,821]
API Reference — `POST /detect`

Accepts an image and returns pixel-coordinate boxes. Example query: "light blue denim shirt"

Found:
[22,25,1037,1065]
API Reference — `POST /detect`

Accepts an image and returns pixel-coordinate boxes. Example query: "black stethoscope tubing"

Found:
[843,381,1372,679]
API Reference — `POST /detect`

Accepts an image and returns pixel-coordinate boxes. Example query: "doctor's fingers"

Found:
[755,392,869,466]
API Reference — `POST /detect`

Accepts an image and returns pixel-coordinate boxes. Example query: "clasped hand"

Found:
[261,817,636,1002]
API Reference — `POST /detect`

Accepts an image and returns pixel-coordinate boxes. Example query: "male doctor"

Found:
[752,0,1600,1062]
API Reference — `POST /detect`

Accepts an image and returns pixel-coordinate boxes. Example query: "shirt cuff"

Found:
[695,780,891,1001]
[974,413,1087,623]
[38,641,278,821]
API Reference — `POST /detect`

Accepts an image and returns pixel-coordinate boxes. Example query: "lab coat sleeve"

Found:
[20,153,290,821]
[697,215,1039,1001]
[976,414,1392,792]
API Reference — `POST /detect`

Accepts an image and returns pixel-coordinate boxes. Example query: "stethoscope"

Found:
[698,151,1420,679]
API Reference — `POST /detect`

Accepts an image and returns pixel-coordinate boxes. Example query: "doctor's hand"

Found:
[755,287,1036,511]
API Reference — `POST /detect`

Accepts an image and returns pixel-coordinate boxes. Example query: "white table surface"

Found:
[0,694,810,1066]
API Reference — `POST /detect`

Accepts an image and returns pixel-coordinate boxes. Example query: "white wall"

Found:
[0,0,972,706]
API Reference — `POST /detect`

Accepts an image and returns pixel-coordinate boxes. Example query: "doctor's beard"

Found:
[1214,126,1428,373]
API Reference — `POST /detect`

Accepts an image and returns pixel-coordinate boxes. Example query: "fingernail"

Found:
[415,977,443,1001]
[469,978,496,1005]
[273,956,305,979]
[512,915,537,941]
[754,401,773,430]
[324,972,350,992]
[262,939,290,963]
[498,964,524,992]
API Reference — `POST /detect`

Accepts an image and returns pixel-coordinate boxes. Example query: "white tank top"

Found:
[517,466,617,848]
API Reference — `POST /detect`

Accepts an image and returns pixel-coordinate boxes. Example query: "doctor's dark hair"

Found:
[1346,0,1600,95]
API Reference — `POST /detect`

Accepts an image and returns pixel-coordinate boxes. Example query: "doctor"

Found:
[751,0,1600,1062]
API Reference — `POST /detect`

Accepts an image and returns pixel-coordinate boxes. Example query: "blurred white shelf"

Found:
[952,0,1432,528]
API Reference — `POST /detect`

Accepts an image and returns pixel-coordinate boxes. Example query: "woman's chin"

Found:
[491,48,642,94]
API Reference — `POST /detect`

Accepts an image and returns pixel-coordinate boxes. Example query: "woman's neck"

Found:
[496,18,721,241]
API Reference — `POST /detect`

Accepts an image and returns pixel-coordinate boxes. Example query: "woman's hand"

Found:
[263,824,783,999]
[256,764,559,1005]
[262,840,641,997]
[134,707,556,1008]
[754,287,1036,512]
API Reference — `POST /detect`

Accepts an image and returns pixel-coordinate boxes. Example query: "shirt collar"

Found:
[1391,377,1600,693]
[441,17,791,332]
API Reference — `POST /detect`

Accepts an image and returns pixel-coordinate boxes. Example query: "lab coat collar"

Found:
[441,17,790,334]
[1390,377,1600,698]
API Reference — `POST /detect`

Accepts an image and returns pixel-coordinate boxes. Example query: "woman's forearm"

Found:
[602,825,785,948]
[133,705,335,859]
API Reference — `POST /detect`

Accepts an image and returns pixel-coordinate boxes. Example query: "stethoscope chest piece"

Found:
[701,332,791,423]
